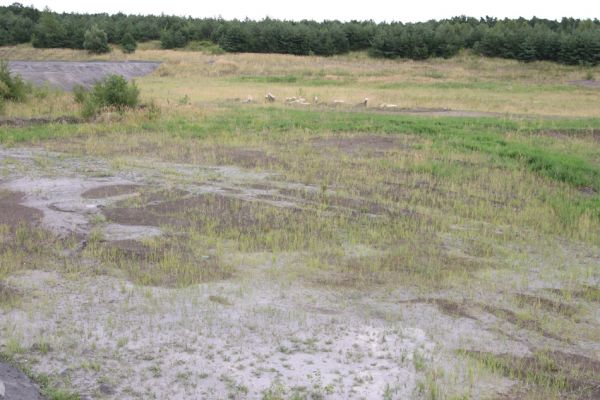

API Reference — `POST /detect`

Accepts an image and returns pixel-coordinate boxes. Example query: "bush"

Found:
[0,60,28,102]
[92,75,139,108]
[121,32,137,54]
[77,74,140,118]
[83,25,109,54]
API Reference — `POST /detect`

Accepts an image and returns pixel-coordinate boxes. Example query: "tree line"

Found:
[1,3,599,64]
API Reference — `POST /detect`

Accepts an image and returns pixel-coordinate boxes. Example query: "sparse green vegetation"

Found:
[74,74,140,117]
[0,44,598,400]
[0,59,28,102]
[464,350,600,399]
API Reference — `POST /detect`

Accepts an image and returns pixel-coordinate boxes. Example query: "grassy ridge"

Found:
[2,108,600,194]
[168,108,600,194]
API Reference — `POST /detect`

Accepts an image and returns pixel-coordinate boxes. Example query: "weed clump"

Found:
[75,74,140,118]
[72,84,87,104]
[0,60,29,104]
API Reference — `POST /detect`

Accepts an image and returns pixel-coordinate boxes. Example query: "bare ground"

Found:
[0,144,598,399]
[568,79,600,89]
[0,190,42,228]
[8,61,160,91]
[0,361,45,400]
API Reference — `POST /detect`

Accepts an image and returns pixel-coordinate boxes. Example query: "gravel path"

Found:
[0,362,45,400]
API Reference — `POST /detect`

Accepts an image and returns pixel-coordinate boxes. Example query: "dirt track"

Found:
[8,61,160,91]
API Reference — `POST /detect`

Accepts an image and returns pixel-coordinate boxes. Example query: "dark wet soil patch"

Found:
[309,267,390,288]
[464,350,600,400]
[480,304,567,342]
[208,295,233,306]
[548,286,600,303]
[398,298,476,320]
[94,238,231,287]
[108,239,158,261]
[0,281,21,306]
[304,305,339,315]
[371,107,504,118]
[536,128,600,143]
[0,361,45,400]
[104,191,303,233]
[514,293,578,318]
[220,187,244,194]
[105,193,252,229]
[568,79,600,89]
[247,182,275,191]
[579,186,598,196]
[310,135,408,155]
[213,147,281,169]
[81,184,142,199]
[0,116,82,127]
[396,296,570,342]
[310,247,487,289]
[277,187,395,216]
[0,191,42,228]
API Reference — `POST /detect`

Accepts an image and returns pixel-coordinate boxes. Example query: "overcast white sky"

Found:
[4,1,600,22]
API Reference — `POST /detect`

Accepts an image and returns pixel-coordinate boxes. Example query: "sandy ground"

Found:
[0,145,598,399]
[7,61,160,91]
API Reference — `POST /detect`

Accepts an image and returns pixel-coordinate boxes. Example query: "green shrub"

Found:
[121,32,137,54]
[0,60,28,102]
[92,75,139,108]
[83,25,109,54]
[77,74,140,118]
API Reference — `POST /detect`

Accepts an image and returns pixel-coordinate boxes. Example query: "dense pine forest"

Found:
[1,2,599,64]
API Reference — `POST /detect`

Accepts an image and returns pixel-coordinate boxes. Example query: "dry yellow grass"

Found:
[2,44,600,117]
